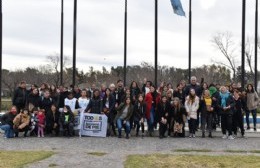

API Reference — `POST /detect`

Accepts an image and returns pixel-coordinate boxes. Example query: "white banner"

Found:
[80,113,108,138]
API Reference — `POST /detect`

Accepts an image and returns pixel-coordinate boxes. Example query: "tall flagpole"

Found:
[241,0,246,88]
[72,0,77,86]
[0,0,2,110]
[123,0,127,86]
[155,0,158,87]
[188,0,192,83]
[60,0,64,86]
[255,0,258,89]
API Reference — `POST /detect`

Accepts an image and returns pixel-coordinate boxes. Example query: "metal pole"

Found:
[72,0,77,86]
[242,0,246,88]
[255,0,258,90]
[188,0,192,83]
[60,0,64,86]
[0,0,2,111]
[123,0,127,86]
[155,0,158,87]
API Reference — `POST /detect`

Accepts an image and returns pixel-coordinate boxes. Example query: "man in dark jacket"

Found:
[12,81,27,113]
[40,90,54,112]
[0,107,17,138]
[85,89,103,114]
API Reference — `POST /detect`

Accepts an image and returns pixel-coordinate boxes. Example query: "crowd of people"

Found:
[0,77,259,140]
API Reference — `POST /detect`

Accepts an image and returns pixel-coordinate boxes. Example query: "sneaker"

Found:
[222,135,228,139]
[246,126,250,130]
[202,133,205,138]
[126,134,129,139]
[141,134,144,139]
[228,135,234,140]
[192,134,196,138]
[189,134,192,138]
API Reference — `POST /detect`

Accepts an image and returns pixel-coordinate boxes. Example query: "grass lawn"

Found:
[124,154,260,168]
[0,151,54,168]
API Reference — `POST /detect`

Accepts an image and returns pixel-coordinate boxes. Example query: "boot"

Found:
[126,134,129,139]
[208,132,212,138]
[202,132,205,138]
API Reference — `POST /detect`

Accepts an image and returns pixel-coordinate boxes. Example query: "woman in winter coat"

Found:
[218,86,235,140]
[200,89,216,138]
[157,95,171,138]
[46,104,60,136]
[115,97,133,139]
[13,109,30,137]
[246,84,259,131]
[102,88,116,136]
[185,88,200,138]
[171,97,187,137]
[232,90,245,137]
[145,85,161,136]
[133,94,146,138]
[85,89,103,114]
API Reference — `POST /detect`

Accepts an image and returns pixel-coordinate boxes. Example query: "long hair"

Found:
[188,89,196,104]
[246,84,255,93]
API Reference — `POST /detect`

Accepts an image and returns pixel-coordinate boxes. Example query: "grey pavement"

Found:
[1,133,260,168]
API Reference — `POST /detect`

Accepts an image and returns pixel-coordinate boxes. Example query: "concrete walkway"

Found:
[1,134,260,168]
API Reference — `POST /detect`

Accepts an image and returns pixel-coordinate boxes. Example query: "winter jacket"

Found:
[13,113,30,129]
[218,93,234,115]
[184,84,202,97]
[85,97,103,114]
[247,92,259,110]
[157,102,171,121]
[115,103,133,121]
[172,106,187,124]
[133,102,146,121]
[37,113,45,127]
[114,87,125,105]
[27,93,41,108]
[39,97,54,112]
[60,111,74,125]
[46,110,60,128]
[144,92,161,119]
[0,112,16,126]
[185,96,200,119]
[12,87,27,108]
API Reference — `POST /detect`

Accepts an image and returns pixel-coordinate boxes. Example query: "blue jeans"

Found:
[147,107,155,133]
[117,118,130,136]
[0,124,14,138]
[246,109,257,128]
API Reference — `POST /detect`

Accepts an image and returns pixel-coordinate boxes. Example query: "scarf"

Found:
[204,96,212,106]
[220,92,230,108]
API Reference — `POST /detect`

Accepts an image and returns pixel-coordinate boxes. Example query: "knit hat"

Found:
[209,86,217,96]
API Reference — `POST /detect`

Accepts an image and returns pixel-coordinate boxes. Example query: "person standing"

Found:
[12,81,27,113]
[245,84,259,131]
[185,88,200,138]
[219,86,235,140]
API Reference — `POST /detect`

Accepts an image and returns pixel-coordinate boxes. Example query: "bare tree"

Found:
[46,54,71,86]
[211,31,237,80]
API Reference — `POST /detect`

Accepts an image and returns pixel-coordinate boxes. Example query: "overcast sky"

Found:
[2,0,259,72]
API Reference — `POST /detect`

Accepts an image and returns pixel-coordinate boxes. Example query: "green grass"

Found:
[48,163,58,167]
[87,152,107,156]
[124,154,260,168]
[250,150,260,153]
[0,151,54,168]
[174,149,212,153]
[225,150,248,153]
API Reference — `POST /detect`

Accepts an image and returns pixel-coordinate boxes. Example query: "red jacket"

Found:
[145,92,161,119]
[37,113,46,126]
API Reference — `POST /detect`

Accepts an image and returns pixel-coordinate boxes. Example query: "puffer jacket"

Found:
[13,113,30,129]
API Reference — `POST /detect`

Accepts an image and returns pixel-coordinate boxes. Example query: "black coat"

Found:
[40,97,54,112]
[12,87,27,108]
[184,84,202,97]
[157,102,171,121]
[85,97,103,114]
[46,110,60,127]
[114,87,125,105]
[172,106,187,124]
[27,93,41,108]
[133,102,146,121]
[218,94,235,115]
[60,111,74,125]
[1,112,16,126]
[173,90,185,105]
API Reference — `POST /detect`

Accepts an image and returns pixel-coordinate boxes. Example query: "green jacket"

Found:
[115,103,133,121]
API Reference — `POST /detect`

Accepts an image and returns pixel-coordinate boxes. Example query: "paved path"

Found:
[1,135,260,168]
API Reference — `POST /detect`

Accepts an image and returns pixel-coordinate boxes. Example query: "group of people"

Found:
[0,77,259,140]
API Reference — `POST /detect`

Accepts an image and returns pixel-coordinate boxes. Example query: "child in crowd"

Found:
[37,109,46,137]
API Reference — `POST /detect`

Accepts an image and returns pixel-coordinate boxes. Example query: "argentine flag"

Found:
[170,0,186,17]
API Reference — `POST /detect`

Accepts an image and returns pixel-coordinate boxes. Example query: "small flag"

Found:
[170,0,186,17]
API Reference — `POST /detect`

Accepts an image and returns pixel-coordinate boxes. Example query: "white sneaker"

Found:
[189,134,192,138]
[228,135,234,140]
[192,134,196,138]
[222,134,228,139]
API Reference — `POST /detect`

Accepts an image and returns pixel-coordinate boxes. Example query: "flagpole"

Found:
[123,0,127,86]
[60,0,64,86]
[241,0,246,88]
[72,0,77,86]
[255,0,258,89]
[155,0,158,87]
[0,0,2,110]
[188,0,192,83]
